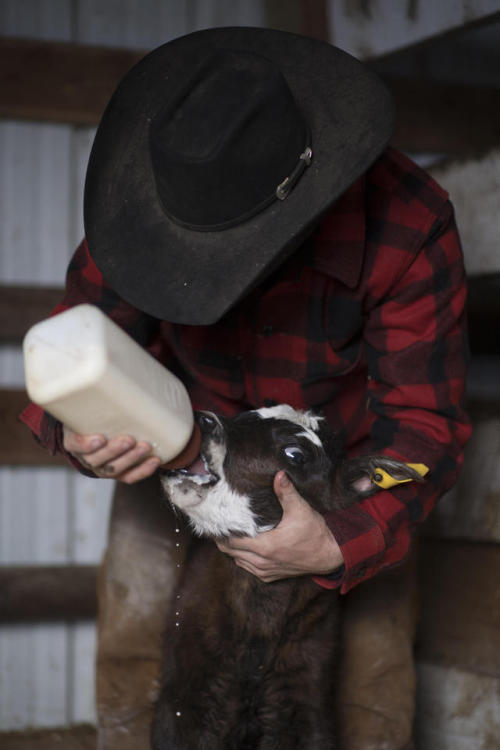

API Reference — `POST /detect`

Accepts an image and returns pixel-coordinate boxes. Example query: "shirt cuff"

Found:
[20,402,59,454]
[313,502,388,593]
[19,403,97,477]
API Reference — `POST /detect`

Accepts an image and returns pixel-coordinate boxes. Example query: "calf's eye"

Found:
[198,412,217,431]
[283,445,306,464]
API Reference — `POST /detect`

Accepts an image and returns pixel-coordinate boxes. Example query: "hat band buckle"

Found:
[276,147,313,201]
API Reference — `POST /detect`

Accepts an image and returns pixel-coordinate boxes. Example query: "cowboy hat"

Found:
[84,26,394,325]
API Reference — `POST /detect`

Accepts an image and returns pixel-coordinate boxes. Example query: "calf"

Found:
[153,405,422,749]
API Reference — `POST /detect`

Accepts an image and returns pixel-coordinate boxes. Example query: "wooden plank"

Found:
[1,36,500,159]
[0,389,67,466]
[0,725,96,750]
[417,539,500,675]
[0,37,144,125]
[301,0,329,42]
[0,565,98,621]
[263,0,302,35]
[0,285,62,343]
[1,277,498,350]
[387,77,500,155]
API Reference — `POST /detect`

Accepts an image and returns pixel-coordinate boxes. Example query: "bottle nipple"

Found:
[161,423,201,470]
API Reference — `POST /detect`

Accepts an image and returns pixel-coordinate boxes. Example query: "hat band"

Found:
[165,144,313,233]
[276,147,313,200]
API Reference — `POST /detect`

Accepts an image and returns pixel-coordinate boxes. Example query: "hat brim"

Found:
[84,27,394,325]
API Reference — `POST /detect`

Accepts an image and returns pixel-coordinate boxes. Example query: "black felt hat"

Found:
[84,26,394,325]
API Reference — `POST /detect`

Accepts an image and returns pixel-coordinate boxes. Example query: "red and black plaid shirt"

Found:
[21,148,471,593]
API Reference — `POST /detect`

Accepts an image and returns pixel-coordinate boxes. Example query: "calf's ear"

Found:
[337,455,428,498]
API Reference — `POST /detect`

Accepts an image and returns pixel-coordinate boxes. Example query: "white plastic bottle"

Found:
[23,304,200,468]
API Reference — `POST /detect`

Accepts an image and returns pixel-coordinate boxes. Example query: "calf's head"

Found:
[160,405,423,538]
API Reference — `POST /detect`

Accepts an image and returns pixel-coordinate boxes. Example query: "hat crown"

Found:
[149,50,310,230]
[85,26,395,324]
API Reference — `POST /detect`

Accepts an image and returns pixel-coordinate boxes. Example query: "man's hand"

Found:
[63,426,161,483]
[216,471,344,582]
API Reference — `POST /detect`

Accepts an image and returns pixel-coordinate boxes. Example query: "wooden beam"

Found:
[300,0,329,42]
[0,285,62,343]
[386,77,500,155]
[1,276,496,353]
[264,0,302,35]
[1,37,500,158]
[0,389,67,466]
[0,565,98,621]
[0,725,96,750]
[0,37,143,125]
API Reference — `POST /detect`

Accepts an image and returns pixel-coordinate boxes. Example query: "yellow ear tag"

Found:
[372,463,429,490]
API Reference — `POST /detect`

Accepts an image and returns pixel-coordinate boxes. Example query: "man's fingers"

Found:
[273,470,304,510]
[216,533,273,556]
[217,539,264,559]
[216,542,281,582]
[233,559,279,583]
[63,427,106,454]
[62,426,161,483]
[96,441,155,475]
[83,437,142,468]
[216,473,302,557]
[118,456,162,484]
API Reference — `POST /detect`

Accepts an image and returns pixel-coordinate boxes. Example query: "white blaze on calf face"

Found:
[181,480,260,538]
[160,426,261,538]
[255,404,324,446]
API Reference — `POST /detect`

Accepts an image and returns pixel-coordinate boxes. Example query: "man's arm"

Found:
[219,201,471,592]
[317,200,470,592]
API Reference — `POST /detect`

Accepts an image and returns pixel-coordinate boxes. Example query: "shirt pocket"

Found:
[320,291,364,377]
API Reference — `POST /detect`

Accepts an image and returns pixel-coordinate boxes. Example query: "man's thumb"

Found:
[273,470,300,508]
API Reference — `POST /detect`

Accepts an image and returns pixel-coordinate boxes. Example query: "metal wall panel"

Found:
[0,121,72,285]
[0,623,69,729]
[74,0,190,48]
[1,0,108,732]
[327,0,500,59]
[0,0,71,40]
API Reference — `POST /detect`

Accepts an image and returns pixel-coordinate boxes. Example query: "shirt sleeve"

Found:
[20,238,166,473]
[315,201,472,593]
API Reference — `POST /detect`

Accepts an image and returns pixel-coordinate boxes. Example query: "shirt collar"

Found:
[310,175,366,288]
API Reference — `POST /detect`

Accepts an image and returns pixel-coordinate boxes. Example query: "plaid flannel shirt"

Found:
[21,148,471,593]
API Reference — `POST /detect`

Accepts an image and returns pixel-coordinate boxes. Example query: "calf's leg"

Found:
[336,548,419,750]
[95,475,189,750]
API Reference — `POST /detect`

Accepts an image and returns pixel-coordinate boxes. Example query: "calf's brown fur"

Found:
[153,406,422,749]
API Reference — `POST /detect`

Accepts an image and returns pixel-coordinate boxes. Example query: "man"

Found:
[22,27,470,749]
